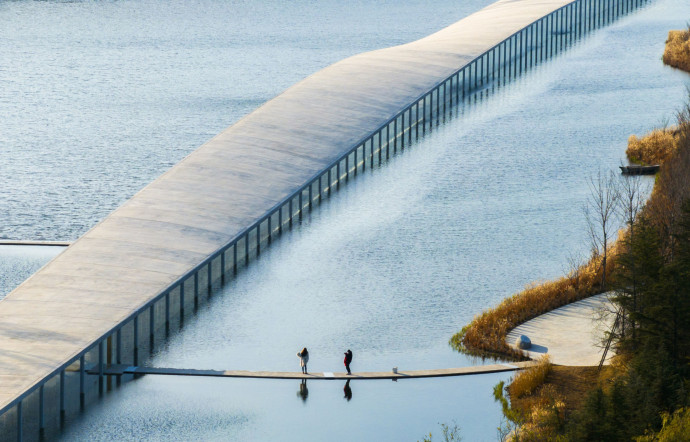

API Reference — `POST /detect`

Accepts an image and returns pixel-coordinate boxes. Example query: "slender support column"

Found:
[378,130,383,164]
[98,340,104,395]
[345,155,349,180]
[336,162,340,189]
[416,102,420,139]
[116,329,122,364]
[149,304,155,349]
[179,282,185,320]
[245,233,249,266]
[221,250,226,281]
[256,224,261,255]
[422,96,426,133]
[267,217,272,244]
[289,199,293,226]
[164,292,170,334]
[393,118,397,153]
[80,354,86,406]
[462,69,466,100]
[386,124,390,159]
[60,370,65,418]
[233,243,237,275]
[279,206,283,233]
[369,137,374,165]
[16,401,22,442]
[39,385,45,434]
[207,261,212,292]
[309,183,313,210]
[328,169,331,196]
[133,316,139,365]
[299,190,304,218]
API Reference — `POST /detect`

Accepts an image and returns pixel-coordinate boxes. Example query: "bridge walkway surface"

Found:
[85,361,535,380]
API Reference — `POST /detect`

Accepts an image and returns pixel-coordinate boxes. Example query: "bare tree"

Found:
[615,174,650,340]
[584,170,620,291]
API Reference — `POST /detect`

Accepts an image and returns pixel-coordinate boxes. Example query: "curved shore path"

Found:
[506,293,616,366]
[88,361,536,380]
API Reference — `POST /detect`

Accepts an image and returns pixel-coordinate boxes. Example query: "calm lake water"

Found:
[2,0,689,440]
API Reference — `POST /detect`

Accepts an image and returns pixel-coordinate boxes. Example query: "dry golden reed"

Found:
[626,127,679,166]
[509,355,552,399]
[663,27,690,73]
[451,251,614,359]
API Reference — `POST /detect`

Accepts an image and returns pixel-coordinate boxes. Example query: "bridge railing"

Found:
[0,0,651,439]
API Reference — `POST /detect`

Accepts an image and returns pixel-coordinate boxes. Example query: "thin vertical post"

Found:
[336,162,340,189]
[245,233,249,266]
[207,261,212,292]
[256,224,261,255]
[289,199,293,226]
[149,304,155,348]
[279,206,283,233]
[60,370,65,418]
[133,316,139,365]
[378,130,383,164]
[416,102,420,138]
[80,355,86,406]
[39,385,45,434]
[98,340,104,395]
[116,329,122,364]
[233,243,238,275]
[309,183,313,210]
[180,282,185,320]
[393,118,397,153]
[345,156,349,181]
[328,169,331,195]
[221,250,226,281]
[16,401,22,442]
[164,292,170,334]
[299,190,304,217]
[267,217,272,244]
[386,124,390,159]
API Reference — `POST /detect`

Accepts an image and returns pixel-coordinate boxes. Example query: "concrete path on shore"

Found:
[506,293,616,366]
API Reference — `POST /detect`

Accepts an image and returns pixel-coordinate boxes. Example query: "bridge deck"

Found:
[0,0,576,416]
[88,361,534,380]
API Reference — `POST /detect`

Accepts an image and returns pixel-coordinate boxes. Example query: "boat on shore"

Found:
[619,164,660,175]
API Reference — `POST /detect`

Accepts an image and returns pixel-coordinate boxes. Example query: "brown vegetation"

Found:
[662,26,690,73]
[626,127,680,165]
[450,253,615,360]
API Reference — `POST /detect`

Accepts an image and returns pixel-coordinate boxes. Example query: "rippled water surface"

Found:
[2,0,690,440]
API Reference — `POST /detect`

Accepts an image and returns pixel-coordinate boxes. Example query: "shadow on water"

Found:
[343,380,352,401]
[297,379,308,403]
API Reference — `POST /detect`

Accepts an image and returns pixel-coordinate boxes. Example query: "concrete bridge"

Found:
[0,0,648,439]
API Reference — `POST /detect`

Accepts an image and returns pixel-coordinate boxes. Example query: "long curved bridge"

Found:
[0,0,646,439]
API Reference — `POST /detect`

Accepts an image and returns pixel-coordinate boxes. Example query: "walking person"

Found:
[297,347,309,374]
[344,349,353,375]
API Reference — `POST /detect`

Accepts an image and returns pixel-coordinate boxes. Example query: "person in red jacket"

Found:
[344,349,353,375]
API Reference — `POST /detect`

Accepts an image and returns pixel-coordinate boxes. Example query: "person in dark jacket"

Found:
[344,349,353,375]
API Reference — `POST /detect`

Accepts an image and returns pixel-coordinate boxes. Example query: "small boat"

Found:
[619,164,660,175]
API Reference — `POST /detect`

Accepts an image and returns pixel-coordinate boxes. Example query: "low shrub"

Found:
[662,27,690,73]
[626,127,679,165]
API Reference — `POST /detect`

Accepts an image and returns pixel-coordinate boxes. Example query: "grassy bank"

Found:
[662,26,690,73]
[451,252,614,360]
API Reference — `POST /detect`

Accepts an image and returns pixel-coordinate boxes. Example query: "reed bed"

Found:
[509,355,552,399]
[662,27,690,73]
[451,252,614,359]
[626,127,679,165]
